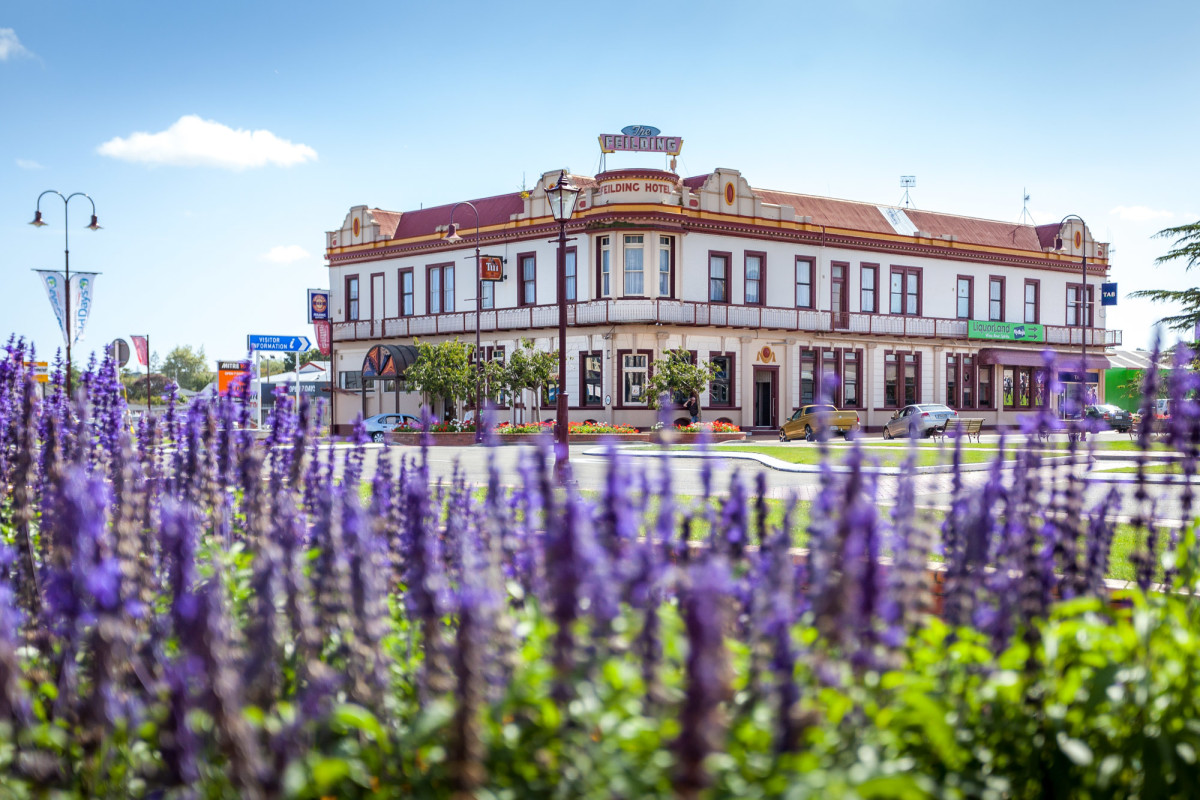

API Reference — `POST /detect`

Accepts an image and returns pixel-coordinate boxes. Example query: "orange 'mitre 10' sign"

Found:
[217,360,250,398]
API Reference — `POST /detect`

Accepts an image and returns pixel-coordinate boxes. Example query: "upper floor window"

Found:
[989,276,1004,321]
[709,252,730,303]
[956,276,972,320]
[598,236,611,298]
[890,266,921,315]
[480,279,494,310]
[1024,279,1039,324]
[399,269,414,316]
[624,235,644,295]
[860,264,877,313]
[1067,283,1094,327]
[659,236,673,297]
[346,275,360,321]
[519,253,536,306]
[428,264,454,314]
[745,252,765,305]
[796,257,814,308]
[565,248,577,302]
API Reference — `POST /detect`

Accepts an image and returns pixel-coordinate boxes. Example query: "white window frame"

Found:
[622,353,648,404]
[658,236,672,297]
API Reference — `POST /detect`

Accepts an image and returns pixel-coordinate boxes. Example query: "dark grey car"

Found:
[882,404,958,439]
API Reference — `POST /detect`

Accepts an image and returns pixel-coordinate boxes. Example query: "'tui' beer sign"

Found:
[599,124,683,155]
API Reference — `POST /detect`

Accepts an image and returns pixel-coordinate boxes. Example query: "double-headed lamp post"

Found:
[30,191,102,397]
[545,171,581,478]
[444,202,484,443]
[1054,215,1090,425]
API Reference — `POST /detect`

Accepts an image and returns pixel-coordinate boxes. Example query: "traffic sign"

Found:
[247,334,312,352]
[108,338,130,367]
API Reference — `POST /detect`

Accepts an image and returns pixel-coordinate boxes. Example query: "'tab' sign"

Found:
[1101,282,1118,306]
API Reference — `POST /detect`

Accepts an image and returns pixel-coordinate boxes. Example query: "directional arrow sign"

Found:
[247,334,313,352]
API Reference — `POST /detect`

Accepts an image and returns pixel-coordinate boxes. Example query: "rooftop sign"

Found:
[599,131,683,155]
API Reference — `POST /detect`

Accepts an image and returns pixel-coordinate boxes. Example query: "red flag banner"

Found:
[315,320,331,356]
[131,335,149,367]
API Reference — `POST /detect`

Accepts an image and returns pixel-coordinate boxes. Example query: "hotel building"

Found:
[324,162,1120,433]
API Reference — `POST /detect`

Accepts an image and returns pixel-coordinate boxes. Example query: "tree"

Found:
[498,340,558,423]
[404,339,476,419]
[161,345,215,391]
[283,350,327,373]
[646,348,720,411]
[1130,220,1200,337]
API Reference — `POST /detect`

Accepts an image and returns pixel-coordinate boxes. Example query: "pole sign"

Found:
[968,320,1046,342]
[480,255,504,281]
[1101,282,1118,306]
[217,360,251,398]
[308,288,330,322]
[247,334,313,352]
[108,338,130,367]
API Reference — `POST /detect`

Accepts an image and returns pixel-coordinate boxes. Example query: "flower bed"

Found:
[3,338,1199,798]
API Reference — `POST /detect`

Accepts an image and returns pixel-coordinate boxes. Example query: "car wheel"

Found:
[779,431,787,442]
[883,427,893,440]
[372,432,385,443]
[804,425,814,442]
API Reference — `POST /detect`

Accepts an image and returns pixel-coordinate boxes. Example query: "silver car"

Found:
[882,404,958,439]
[363,413,420,443]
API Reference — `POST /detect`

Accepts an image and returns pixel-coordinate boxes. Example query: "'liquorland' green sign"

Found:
[967,320,1045,342]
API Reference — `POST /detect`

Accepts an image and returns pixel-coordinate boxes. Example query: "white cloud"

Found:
[15,158,42,170]
[0,29,33,61]
[97,115,317,170]
[1109,205,1175,223]
[261,245,312,264]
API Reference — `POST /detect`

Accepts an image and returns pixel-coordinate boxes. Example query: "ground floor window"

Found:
[708,352,735,407]
[947,355,988,409]
[1002,366,1046,409]
[340,370,371,391]
[946,354,960,408]
[619,351,650,405]
[884,351,920,408]
[800,347,863,408]
[581,351,603,407]
[978,366,993,408]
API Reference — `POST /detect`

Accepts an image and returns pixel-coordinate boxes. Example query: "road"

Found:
[328,433,1195,525]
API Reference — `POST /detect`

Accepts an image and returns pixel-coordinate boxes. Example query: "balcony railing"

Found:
[334,299,1122,348]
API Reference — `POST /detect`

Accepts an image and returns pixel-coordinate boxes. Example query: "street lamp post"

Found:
[444,203,484,444]
[545,171,581,478]
[1055,215,1090,436]
[30,191,101,397]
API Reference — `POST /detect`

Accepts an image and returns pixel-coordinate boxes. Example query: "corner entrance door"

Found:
[753,368,777,428]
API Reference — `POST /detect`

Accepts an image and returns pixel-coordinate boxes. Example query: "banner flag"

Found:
[70,273,99,346]
[314,320,332,356]
[36,270,69,345]
[131,335,149,367]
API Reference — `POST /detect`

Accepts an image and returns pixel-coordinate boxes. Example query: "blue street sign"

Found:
[247,334,313,352]
[1101,282,1118,307]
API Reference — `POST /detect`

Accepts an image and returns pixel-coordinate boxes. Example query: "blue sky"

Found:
[2,0,1197,368]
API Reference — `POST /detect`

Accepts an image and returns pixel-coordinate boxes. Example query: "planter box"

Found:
[386,431,478,446]
[652,431,747,444]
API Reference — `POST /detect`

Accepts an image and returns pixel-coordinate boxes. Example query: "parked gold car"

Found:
[780,404,861,442]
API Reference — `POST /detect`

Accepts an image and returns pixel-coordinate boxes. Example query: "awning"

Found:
[976,348,1110,370]
[361,344,419,379]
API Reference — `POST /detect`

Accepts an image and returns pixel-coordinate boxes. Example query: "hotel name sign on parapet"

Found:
[598,125,683,155]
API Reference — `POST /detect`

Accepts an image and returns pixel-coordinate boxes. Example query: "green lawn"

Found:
[666,443,1010,468]
[829,437,1171,452]
[1104,461,1187,475]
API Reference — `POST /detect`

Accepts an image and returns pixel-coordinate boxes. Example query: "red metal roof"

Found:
[755,188,1049,251]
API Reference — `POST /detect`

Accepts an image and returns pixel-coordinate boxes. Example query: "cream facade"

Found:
[324,166,1121,433]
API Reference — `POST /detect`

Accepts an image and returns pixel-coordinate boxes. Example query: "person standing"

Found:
[686,392,700,424]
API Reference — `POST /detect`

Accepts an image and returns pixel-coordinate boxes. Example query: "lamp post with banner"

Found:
[1054,214,1090,441]
[544,171,581,478]
[443,203,484,443]
[29,191,101,396]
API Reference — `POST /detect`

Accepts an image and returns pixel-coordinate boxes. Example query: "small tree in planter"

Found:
[404,338,476,420]
[498,339,559,424]
[646,348,720,416]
